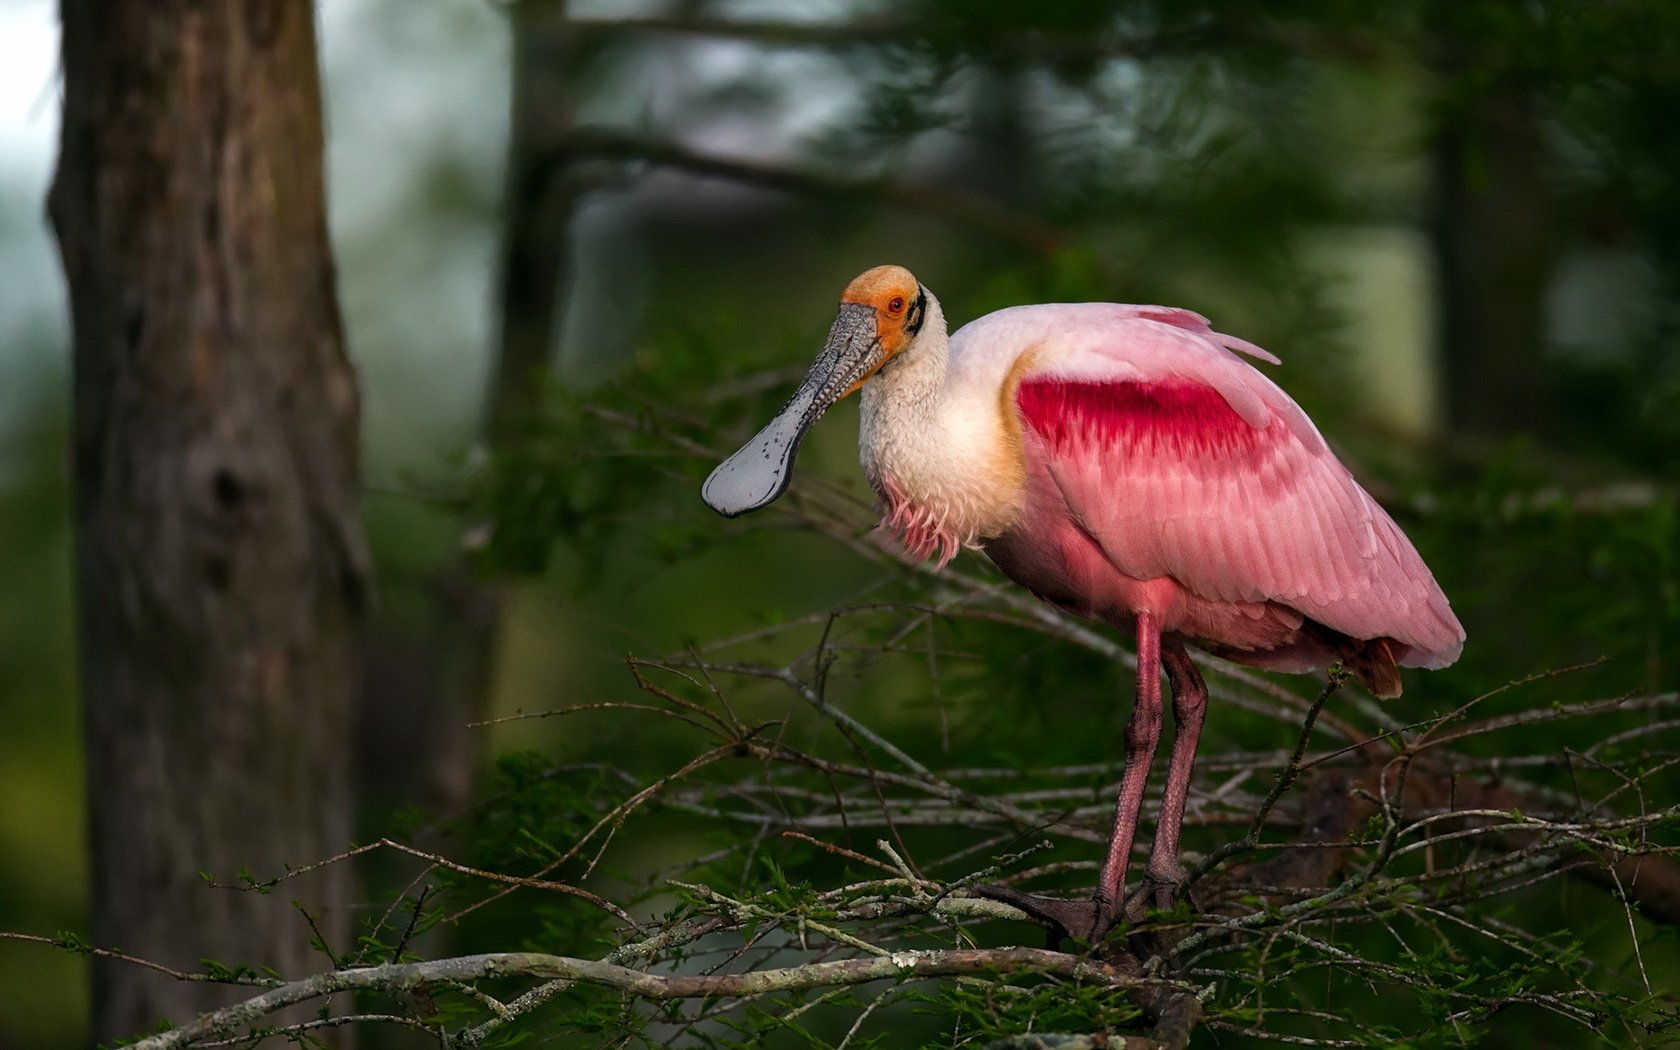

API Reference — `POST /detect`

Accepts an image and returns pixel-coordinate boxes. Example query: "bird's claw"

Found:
[969,882,1118,950]
[1122,866,1194,926]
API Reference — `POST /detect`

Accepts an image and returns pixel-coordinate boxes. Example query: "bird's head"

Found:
[702,264,929,517]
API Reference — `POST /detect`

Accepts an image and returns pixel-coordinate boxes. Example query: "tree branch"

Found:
[564,127,1069,256]
[131,947,1147,1050]
[564,13,1219,62]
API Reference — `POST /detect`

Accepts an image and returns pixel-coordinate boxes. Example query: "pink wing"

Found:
[1011,315,1464,669]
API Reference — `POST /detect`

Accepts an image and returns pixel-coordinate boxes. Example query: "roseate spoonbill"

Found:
[701,264,1464,943]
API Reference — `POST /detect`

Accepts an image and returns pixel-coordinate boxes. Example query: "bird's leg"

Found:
[1092,611,1164,927]
[971,612,1165,948]
[1125,641,1208,923]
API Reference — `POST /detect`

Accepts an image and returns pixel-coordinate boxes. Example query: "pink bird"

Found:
[702,264,1464,943]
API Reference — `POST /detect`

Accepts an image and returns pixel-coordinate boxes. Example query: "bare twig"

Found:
[1186,671,1343,885]
[0,931,258,987]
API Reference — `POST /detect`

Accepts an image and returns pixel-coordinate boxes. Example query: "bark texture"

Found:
[50,2,366,1041]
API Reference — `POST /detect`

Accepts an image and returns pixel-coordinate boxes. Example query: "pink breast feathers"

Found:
[1016,378,1261,459]
[875,473,965,569]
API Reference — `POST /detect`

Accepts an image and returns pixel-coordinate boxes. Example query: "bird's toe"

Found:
[969,883,1116,950]
[1123,864,1192,925]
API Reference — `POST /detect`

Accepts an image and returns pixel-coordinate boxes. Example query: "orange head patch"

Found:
[839,265,926,395]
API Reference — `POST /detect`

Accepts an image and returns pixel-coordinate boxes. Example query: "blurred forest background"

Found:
[1,0,1678,1046]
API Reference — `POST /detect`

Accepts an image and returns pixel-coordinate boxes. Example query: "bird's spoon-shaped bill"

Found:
[702,302,882,517]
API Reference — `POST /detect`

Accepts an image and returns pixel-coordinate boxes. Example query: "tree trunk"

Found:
[50,2,366,1042]
[359,0,582,819]
[1429,83,1555,439]
[490,0,577,443]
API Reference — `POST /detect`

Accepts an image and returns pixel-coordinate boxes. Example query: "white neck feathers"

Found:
[856,292,1026,561]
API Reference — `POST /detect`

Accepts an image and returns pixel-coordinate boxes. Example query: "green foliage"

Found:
[197,959,259,983]
[912,980,1147,1044]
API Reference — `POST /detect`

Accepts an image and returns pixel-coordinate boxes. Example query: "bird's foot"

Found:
[1121,863,1193,927]
[1117,861,1201,965]
[969,883,1118,951]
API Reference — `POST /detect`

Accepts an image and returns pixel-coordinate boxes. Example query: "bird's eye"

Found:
[888,296,906,313]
